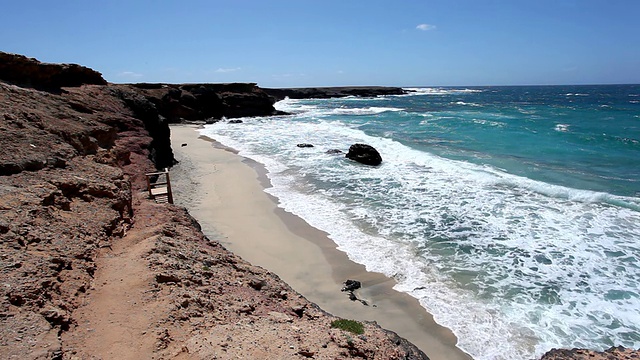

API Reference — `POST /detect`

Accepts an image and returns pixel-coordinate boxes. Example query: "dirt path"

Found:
[62,199,172,359]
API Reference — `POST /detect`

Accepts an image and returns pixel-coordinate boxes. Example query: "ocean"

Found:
[200,85,640,360]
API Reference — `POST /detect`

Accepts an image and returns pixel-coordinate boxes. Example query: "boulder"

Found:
[341,279,362,292]
[346,144,382,166]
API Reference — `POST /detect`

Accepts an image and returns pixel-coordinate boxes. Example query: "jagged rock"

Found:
[346,144,382,166]
[155,273,181,283]
[248,277,267,290]
[540,346,640,359]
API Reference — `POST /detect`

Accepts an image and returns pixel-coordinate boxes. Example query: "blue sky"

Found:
[1,1,639,87]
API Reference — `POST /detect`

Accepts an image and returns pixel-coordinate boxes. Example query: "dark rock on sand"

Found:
[346,144,382,166]
[342,279,362,292]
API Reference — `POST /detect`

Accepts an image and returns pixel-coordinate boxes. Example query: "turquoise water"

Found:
[201,85,640,360]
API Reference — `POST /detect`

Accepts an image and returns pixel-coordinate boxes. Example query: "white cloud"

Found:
[416,23,436,31]
[215,67,241,73]
[117,71,143,78]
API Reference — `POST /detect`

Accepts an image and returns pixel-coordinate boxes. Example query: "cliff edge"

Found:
[0,53,428,359]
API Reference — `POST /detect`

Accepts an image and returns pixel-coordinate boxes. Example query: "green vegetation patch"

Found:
[330,319,364,335]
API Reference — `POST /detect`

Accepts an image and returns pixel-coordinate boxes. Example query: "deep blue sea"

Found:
[201,85,640,360]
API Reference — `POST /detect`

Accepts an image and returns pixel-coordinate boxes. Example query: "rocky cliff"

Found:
[0,52,107,90]
[1,52,637,360]
[0,53,430,359]
[264,86,408,100]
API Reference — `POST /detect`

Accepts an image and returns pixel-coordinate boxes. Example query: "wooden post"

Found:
[146,173,152,197]
[165,168,173,204]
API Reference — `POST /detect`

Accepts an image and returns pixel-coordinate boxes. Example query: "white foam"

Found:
[401,87,484,96]
[454,101,483,107]
[327,106,404,115]
[199,112,640,360]
[274,98,403,117]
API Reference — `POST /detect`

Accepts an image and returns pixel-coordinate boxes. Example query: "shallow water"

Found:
[201,85,640,359]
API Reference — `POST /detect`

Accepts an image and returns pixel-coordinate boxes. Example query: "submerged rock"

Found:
[345,144,382,166]
[296,143,314,148]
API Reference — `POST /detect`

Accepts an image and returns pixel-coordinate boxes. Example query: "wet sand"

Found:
[169,124,472,360]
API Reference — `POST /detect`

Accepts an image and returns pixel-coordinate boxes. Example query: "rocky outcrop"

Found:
[0,82,140,359]
[131,82,282,122]
[0,52,106,90]
[264,86,408,100]
[108,86,176,170]
[540,346,640,359]
[346,143,383,166]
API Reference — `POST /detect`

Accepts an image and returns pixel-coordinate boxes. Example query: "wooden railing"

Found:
[145,168,173,204]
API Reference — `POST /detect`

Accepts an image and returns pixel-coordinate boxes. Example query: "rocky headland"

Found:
[263,86,408,100]
[0,52,637,359]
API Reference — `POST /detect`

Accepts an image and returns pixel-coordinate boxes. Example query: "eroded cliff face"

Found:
[0,53,430,359]
[0,80,148,358]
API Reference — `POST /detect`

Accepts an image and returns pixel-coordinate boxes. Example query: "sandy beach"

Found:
[170,124,472,360]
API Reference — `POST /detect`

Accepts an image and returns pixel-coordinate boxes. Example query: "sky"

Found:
[1,0,639,87]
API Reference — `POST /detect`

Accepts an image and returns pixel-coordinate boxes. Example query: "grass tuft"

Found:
[330,319,364,335]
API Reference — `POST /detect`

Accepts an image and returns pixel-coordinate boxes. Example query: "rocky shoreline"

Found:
[0,52,637,359]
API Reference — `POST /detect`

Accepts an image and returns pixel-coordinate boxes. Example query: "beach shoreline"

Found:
[169,124,472,360]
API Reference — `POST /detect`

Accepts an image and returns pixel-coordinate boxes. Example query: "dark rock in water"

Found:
[326,149,343,154]
[228,119,243,124]
[297,143,314,148]
[181,143,187,147]
[346,144,382,166]
[342,279,361,292]
[348,292,357,301]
